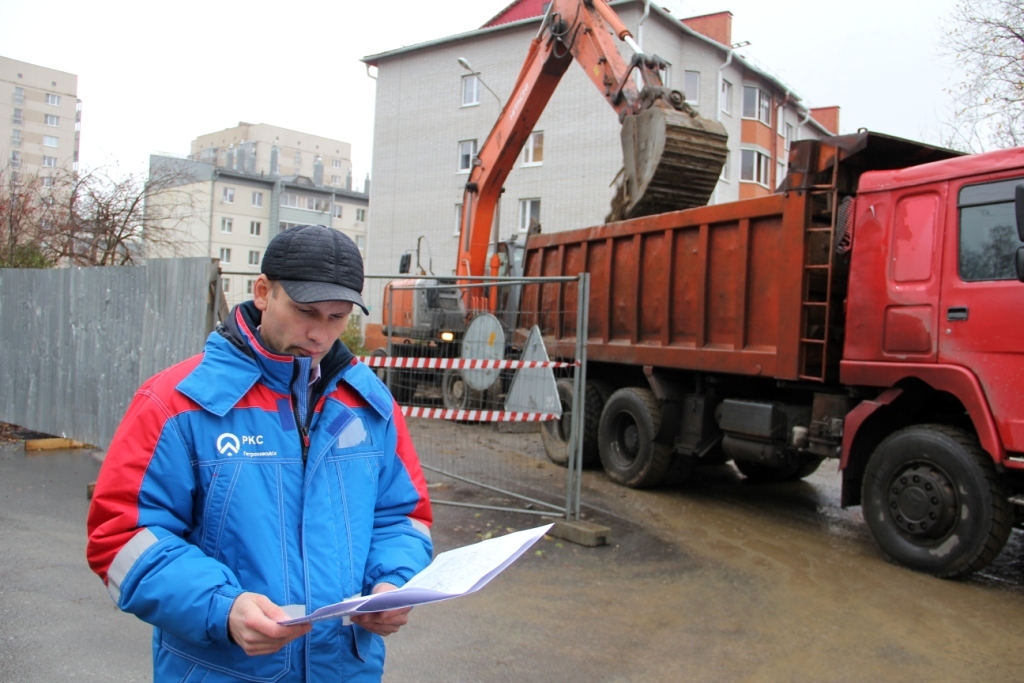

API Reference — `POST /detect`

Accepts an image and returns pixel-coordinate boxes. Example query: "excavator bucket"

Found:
[610,103,729,222]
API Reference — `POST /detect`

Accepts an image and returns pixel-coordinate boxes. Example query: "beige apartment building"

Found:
[149,150,369,308]
[361,1,838,282]
[1,56,81,187]
[191,122,356,191]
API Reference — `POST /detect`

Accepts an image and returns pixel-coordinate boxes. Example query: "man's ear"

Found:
[253,275,272,312]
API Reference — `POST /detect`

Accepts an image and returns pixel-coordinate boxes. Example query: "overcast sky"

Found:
[1,0,961,180]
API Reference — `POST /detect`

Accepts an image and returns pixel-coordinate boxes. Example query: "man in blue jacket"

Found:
[87,224,433,682]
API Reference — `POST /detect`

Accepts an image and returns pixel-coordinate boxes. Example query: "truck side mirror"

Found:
[1016,184,1024,241]
[399,253,411,274]
[1017,247,1024,283]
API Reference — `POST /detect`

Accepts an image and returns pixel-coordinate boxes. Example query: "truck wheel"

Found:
[861,425,1012,578]
[541,379,609,468]
[598,387,673,488]
[442,370,478,411]
[734,454,824,482]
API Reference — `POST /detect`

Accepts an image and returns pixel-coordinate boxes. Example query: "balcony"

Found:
[11,136,21,148]
[11,116,23,126]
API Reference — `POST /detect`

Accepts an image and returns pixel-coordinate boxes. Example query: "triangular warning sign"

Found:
[504,325,562,416]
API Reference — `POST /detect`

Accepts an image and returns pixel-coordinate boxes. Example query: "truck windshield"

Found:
[958,178,1024,282]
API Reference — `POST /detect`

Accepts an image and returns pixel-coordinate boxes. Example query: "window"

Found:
[294,151,302,169]
[462,74,480,106]
[684,71,700,104]
[11,130,21,147]
[249,221,261,236]
[42,135,59,148]
[658,62,671,87]
[721,79,733,115]
[333,203,344,218]
[522,131,544,165]
[248,250,260,265]
[958,178,1024,281]
[13,86,23,104]
[280,193,299,208]
[742,86,771,125]
[282,193,328,211]
[222,187,235,203]
[777,161,787,188]
[720,150,731,181]
[246,279,254,295]
[221,278,230,292]
[219,248,232,264]
[221,218,233,233]
[332,159,342,169]
[331,175,341,185]
[251,191,263,207]
[12,108,23,125]
[355,235,365,252]
[46,93,61,106]
[740,149,771,187]
[783,123,794,151]
[458,139,477,172]
[356,208,366,222]
[42,156,57,167]
[279,221,303,232]
[42,176,53,187]
[10,151,21,168]
[454,203,463,236]
[45,114,60,126]
[519,198,541,232]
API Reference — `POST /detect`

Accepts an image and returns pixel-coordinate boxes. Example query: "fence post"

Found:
[565,272,590,521]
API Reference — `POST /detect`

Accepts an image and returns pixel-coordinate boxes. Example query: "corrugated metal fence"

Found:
[0,258,221,449]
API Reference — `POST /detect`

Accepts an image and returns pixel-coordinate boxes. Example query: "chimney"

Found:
[681,11,732,47]
[810,106,841,135]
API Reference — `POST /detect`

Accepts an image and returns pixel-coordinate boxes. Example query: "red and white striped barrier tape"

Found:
[401,407,559,422]
[357,356,578,370]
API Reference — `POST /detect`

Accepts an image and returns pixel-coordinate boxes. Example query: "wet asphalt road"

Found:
[2,439,1024,682]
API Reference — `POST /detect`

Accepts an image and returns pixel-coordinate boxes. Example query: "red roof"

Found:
[483,0,547,28]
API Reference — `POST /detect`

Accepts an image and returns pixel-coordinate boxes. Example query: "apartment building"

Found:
[361,1,837,281]
[191,122,356,191]
[148,153,369,308]
[0,56,81,187]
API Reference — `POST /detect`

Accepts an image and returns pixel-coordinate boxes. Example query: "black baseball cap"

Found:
[261,224,368,314]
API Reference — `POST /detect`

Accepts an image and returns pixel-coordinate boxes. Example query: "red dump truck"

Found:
[521,131,1024,577]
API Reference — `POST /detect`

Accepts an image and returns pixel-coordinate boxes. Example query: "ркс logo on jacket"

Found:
[216,433,277,457]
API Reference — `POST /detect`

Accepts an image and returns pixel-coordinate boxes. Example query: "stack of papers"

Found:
[279,523,553,625]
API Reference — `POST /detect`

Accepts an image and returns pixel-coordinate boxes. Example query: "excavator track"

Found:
[610,104,729,222]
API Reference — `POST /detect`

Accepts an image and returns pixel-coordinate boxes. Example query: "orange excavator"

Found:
[380,0,728,405]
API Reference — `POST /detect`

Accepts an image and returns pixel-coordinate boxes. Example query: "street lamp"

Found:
[458,57,502,108]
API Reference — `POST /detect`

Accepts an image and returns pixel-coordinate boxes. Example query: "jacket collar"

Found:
[176,301,359,417]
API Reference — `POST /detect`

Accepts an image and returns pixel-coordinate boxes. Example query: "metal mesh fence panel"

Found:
[359,274,589,519]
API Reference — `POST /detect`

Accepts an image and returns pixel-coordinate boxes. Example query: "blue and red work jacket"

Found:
[87,302,433,682]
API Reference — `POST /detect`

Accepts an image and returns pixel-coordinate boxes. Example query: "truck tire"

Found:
[734,454,824,483]
[442,369,479,411]
[861,425,1012,578]
[541,378,610,468]
[598,387,673,488]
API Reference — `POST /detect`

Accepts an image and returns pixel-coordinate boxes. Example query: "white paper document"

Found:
[278,523,553,625]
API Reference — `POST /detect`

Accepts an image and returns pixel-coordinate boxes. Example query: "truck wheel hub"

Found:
[886,463,958,539]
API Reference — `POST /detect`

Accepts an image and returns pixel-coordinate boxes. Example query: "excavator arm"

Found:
[456,0,728,284]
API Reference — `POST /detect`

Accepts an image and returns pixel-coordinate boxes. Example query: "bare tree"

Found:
[0,163,203,268]
[941,0,1024,151]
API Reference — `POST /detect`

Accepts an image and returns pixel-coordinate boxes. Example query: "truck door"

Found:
[938,176,1024,455]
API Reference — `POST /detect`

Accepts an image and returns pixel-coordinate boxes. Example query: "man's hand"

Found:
[228,592,312,656]
[349,583,412,637]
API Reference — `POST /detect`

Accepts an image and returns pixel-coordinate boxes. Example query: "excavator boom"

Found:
[457,0,728,284]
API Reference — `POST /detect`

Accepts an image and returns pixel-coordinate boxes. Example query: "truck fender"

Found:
[840,361,1005,463]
